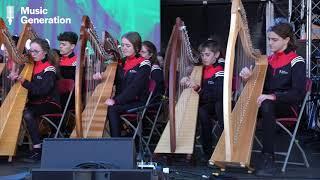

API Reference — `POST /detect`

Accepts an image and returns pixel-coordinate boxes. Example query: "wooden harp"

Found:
[71,16,120,138]
[155,17,202,154]
[0,18,38,160]
[210,0,268,170]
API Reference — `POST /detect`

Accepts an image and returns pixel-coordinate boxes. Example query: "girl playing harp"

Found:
[13,38,61,162]
[106,32,151,137]
[240,19,306,176]
[140,41,165,99]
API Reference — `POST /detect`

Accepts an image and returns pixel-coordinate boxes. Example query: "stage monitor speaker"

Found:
[32,169,162,180]
[41,138,136,169]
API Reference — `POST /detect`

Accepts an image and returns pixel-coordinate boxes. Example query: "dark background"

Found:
[160,0,289,54]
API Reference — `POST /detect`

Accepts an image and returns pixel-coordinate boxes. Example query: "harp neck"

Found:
[0,18,31,64]
[80,16,114,62]
[102,31,122,60]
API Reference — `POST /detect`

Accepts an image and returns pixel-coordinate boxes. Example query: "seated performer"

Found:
[140,40,165,98]
[180,39,225,159]
[13,38,61,161]
[106,32,151,137]
[57,31,78,80]
[240,19,306,176]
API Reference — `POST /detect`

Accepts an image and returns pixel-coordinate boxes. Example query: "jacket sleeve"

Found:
[114,64,151,104]
[274,60,306,104]
[151,69,163,82]
[151,68,165,95]
[22,71,56,96]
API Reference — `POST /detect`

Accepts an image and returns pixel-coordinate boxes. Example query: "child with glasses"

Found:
[13,38,61,162]
[140,41,165,99]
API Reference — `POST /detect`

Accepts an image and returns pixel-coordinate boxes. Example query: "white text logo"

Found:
[20,7,71,24]
[6,6,14,25]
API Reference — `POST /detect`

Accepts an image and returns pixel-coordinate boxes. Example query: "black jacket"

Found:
[22,59,60,105]
[114,56,151,104]
[151,64,165,97]
[263,51,306,104]
[59,52,76,80]
[199,62,224,104]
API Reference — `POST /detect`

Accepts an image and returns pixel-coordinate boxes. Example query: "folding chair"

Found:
[272,78,312,172]
[39,79,75,138]
[143,92,168,150]
[253,78,312,172]
[120,80,156,159]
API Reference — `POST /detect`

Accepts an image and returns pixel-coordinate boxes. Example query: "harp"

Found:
[209,0,268,170]
[0,18,37,160]
[71,16,119,138]
[155,17,202,154]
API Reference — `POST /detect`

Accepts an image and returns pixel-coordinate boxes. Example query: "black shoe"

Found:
[199,154,211,164]
[199,148,213,164]
[255,153,276,177]
[22,148,42,163]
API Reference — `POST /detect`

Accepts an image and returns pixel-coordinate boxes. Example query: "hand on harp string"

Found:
[105,98,115,106]
[239,65,253,82]
[7,71,19,81]
[8,74,25,83]
[180,76,190,85]
[93,72,103,80]
[180,76,200,92]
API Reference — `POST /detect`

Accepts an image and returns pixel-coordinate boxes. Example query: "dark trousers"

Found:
[198,101,223,153]
[260,100,297,154]
[107,101,145,137]
[24,102,61,145]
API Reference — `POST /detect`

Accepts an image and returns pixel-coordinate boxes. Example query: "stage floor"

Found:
[0,129,320,180]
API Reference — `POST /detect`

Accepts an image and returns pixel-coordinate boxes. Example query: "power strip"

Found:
[137,161,157,169]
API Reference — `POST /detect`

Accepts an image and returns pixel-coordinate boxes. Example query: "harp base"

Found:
[153,153,195,166]
[155,66,203,154]
[210,160,255,175]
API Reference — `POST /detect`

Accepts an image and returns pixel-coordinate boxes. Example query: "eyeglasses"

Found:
[28,49,42,55]
[140,50,148,54]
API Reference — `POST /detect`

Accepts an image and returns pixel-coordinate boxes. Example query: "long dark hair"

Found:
[142,41,157,64]
[121,32,142,57]
[30,38,60,74]
[268,20,297,53]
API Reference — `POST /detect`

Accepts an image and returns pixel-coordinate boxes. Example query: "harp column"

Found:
[266,0,274,55]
